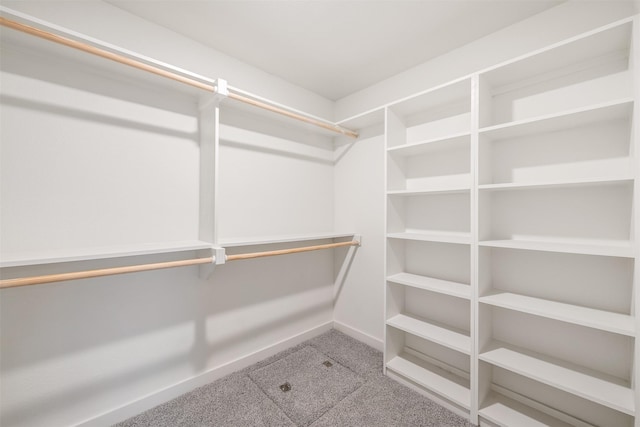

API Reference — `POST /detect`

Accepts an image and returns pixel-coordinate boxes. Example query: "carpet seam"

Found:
[245,371,299,426]
[303,344,369,426]
[307,379,368,426]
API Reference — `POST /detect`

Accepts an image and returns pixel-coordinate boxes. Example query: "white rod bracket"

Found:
[214,247,226,265]
[352,234,362,246]
[198,78,229,110]
[215,78,229,98]
[198,246,226,279]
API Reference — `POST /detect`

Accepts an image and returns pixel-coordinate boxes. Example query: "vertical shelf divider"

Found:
[632,14,640,427]
[384,78,474,416]
[470,74,480,424]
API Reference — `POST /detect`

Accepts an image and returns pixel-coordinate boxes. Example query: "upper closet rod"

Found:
[0,16,358,139]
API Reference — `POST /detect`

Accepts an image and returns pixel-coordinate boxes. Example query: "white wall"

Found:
[0,2,338,426]
[217,110,335,240]
[0,42,201,253]
[333,126,386,348]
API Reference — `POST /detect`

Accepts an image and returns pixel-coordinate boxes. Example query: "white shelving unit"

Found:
[384,15,639,427]
[479,16,639,426]
[384,76,474,417]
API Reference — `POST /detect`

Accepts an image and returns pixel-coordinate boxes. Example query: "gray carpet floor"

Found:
[115,329,472,427]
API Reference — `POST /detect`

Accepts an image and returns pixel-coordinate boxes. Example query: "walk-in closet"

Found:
[1,1,640,426]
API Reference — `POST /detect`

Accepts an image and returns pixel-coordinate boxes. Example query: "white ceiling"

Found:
[107,0,563,101]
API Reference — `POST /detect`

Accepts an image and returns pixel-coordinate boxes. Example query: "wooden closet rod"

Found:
[226,240,359,262]
[0,257,214,289]
[0,17,215,92]
[227,92,359,138]
[0,16,358,139]
[0,240,359,288]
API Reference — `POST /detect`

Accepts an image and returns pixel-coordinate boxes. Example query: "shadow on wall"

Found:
[333,244,359,307]
[219,106,335,165]
[1,249,334,370]
[1,39,198,115]
[0,95,198,143]
[0,245,354,426]
[333,123,383,165]
[0,296,330,426]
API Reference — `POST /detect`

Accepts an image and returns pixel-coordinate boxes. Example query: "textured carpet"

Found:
[115,329,472,427]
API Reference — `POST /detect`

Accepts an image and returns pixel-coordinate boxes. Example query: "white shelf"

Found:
[387,352,471,409]
[480,341,634,416]
[389,77,471,119]
[0,233,358,267]
[387,313,471,354]
[480,392,575,427]
[480,291,635,336]
[0,240,214,268]
[478,99,633,141]
[478,176,634,192]
[387,186,470,196]
[388,232,471,245]
[480,20,631,89]
[387,272,471,300]
[387,132,470,157]
[337,107,385,130]
[219,232,355,247]
[479,239,634,258]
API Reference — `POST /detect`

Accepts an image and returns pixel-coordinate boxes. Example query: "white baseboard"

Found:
[76,321,333,427]
[332,320,383,351]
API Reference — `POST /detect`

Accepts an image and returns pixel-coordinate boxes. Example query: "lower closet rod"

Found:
[0,16,358,139]
[0,241,359,289]
[226,240,359,262]
[0,257,214,289]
